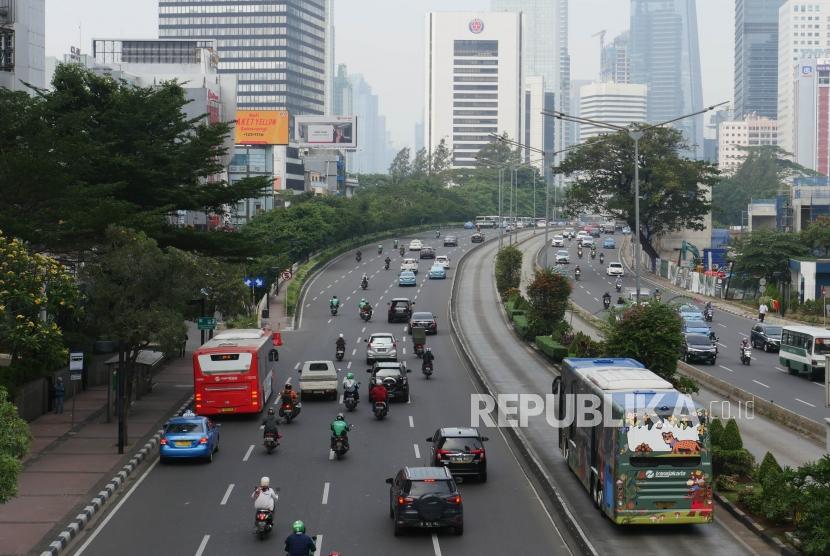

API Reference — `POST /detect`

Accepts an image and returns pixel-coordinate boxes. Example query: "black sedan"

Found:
[681,333,718,365]
[409,311,437,334]
[750,323,782,352]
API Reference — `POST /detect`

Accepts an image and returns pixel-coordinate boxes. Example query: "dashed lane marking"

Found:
[752,379,770,388]
[195,534,210,556]
[322,482,330,505]
[242,445,254,462]
[220,483,234,505]
[409,415,414,428]
[719,365,734,373]
[796,398,816,408]
[294,362,300,370]
[413,443,420,459]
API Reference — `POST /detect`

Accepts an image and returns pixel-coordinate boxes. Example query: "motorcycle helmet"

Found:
[360,298,366,304]
[335,413,345,421]
[346,372,354,380]
[267,407,275,415]
[339,333,344,338]
[292,520,305,533]
[261,476,270,487]
[284,383,292,390]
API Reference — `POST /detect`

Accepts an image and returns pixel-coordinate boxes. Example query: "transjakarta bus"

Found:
[474,215,499,228]
[779,325,830,380]
[193,329,277,415]
[552,358,713,525]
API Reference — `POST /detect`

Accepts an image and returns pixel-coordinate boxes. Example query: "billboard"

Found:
[294,115,357,149]
[235,110,289,145]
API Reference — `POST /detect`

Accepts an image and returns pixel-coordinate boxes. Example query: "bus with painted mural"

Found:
[779,325,830,381]
[192,329,278,415]
[552,358,713,525]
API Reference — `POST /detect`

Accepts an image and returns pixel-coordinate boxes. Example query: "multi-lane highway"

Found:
[69,229,572,556]
[540,232,829,424]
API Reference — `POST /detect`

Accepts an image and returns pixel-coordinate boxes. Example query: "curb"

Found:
[714,493,799,555]
[39,397,193,556]
[448,232,598,556]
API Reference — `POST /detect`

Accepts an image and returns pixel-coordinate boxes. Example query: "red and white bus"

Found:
[193,329,277,415]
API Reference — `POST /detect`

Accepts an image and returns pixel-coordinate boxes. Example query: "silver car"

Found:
[555,249,570,264]
[365,333,398,364]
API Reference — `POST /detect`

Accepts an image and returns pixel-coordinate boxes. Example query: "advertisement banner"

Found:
[294,115,357,149]
[235,110,289,145]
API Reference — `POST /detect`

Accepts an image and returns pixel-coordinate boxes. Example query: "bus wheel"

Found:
[592,481,603,511]
[786,363,797,375]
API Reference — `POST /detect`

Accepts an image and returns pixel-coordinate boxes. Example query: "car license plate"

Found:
[221,407,235,413]
[175,441,191,447]
[376,348,386,352]
[421,521,438,527]
[452,455,473,463]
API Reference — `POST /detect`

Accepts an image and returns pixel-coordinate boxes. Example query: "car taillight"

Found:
[436,449,450,459]
[160,438,168,445]
[449,495,462,505]
[471,449,485,459]
[199,437,209,444]
[397,496,413,506]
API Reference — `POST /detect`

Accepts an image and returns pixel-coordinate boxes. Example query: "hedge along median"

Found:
[285,222,463,318]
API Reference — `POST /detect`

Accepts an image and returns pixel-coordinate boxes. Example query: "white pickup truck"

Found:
[401,258,419,274]
[298,360,338,400]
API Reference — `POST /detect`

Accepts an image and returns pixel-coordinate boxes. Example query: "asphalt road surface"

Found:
[69,229,572,556]
[540,232,829,425]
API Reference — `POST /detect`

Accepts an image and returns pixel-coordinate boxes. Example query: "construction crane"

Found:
[592,29,607,51]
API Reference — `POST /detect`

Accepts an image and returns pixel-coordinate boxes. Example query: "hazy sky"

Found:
[46,0,733,149]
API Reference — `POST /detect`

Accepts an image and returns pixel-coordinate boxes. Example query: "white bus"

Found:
[475,215,499,228]
[779,325,830,380]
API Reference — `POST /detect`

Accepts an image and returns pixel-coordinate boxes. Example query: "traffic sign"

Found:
[759,278,767,286]
[69,352,83,381]
[281,271,292,280]
[197,317,217,331]
[759,285,766,294]
[823,286,827,298]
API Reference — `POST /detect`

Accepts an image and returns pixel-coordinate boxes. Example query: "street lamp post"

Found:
[498,168,504,248]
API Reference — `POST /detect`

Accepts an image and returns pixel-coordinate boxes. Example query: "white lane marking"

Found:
[316,535,324,556]
[414,295,418,300]
[322,482,330,505]
[719,365,735,373]
[286,377,292,384]
[294,362,300,370]
[352,289,357,294]
[813,381,825,388]
[362,326,366,333]
[195,534,210,556]
[351,348,357,356]
[402,347,407,355]
[403,325,408,332]
[72,459,160,555]
[432,533,442,556]
[775,367,787,373]
[593,297,599,303]
[345,296,351,301]
[339,394,344,404]
[306,303,311,308]
[319,290,325,295]
[243,444,254,462]
[329,449,335,460]
[717,323,727,328]
[327,318,332,324]
[738,332,748,337]
[413,443,420,459]
[313,296,318,301]
[796,398,817,408]
[220,483,235,505]
[347,361,352,369]
[378,296,384,301]
[752,379,770,388]
[409,415,414,428]
[717,342,727,348]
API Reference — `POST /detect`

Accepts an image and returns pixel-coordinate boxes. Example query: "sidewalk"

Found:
[261,274,293,333]
[0,331,198,556]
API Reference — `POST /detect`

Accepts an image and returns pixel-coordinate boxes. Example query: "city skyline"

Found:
[44,0,733,151]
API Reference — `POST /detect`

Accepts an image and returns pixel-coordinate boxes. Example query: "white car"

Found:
[555,250,570,264]
[408,239,423,251]
[607,262,625,276]
[564,228,576,239]
[401,258,419,274]
[365,333,398,364]
[580,237,595,249]
[435,255,450,269]
[298,360,338,400]
[551,235,564,247]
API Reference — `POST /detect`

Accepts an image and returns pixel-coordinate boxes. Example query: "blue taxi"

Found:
[159,411,220,463]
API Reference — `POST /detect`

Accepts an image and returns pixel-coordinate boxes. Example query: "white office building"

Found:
[777,0,830,158]
[578,82,647,142]
[718,114,778,174]
[425,12,522,168]
[0,0,45,92]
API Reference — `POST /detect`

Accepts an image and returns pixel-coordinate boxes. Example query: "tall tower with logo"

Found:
[425,12,523,168]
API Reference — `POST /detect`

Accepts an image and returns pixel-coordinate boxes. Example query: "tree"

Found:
[411,148,430,176]
[495,246,523,295]
[732,229,809,282]
[604,302,684,386]
[0,386,31,503]
[0,63,267,253]
[526,268,571,336]
[0,231,80,390]
[802,216,830,256]
[388,147,412,182]
[431,139,453,175]
[556,127,717,259]
[475,134,519,167]
[712,146,815,227]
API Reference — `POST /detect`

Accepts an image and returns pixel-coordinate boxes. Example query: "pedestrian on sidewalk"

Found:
[179,333,187,358]
[53,377,65,414]
[758,301,768,323]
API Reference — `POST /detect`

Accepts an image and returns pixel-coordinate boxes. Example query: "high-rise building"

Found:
[734,0,786,119]
[158,0,327,115]
[569,78,592,145]
[491,0,570,149]
[0,0,45,92]
[718,114,778,174]
[630,0,704,158]
[578,82,647,143]
[425,11,523,168]
[600,31,630,84]
[792,58,830,174]
[348,72,392,174]
[332,63,352,117]
[324,0,335,114]
[414,121,424,153]
[523,76,556,178]
[777,1,830,159]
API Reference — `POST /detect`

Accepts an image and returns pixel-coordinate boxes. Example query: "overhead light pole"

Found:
[542,101,728,302]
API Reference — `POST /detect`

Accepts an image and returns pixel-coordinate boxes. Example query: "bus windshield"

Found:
[197,353,253,374]
[814,338,830,356]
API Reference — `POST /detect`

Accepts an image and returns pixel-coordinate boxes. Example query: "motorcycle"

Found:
[740,347,752,365]
[330,304,339,316]
[422,361,433,379]
[378,246,383,255]
[435,230,441,238]
[355,252,362,263]
[577,250,583,259]
[574,270,581,281]
[373,401,388,420]
[704,307,713,322]
[332,435,349,459]
[413,342,425,358]
[335,346,345,361]
[590,251,596,260]
[263,431,280,454]
[360,307,373,322]
[279,400,300,423]
[602,297,611,310]
[599,254,604,265]
[384,260,390,271]
[399,246,405,257]
[344,388,359,411]
[615,281,622,292]
[361,279,368,290]
[255,509,274,540]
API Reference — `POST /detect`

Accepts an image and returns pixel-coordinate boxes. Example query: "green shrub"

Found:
[226,314,258,329]
[536,336,568,362]
[713,447,755,478]
[721,418,744,450]
[709,418,724,448]
[569,331,603,358]
[495,246,523,295]
[513,314,530,340]
[795,455,830,556]
[510,309,526,320]
[757,451,783,485]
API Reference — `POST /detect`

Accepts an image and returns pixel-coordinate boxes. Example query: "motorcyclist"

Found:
[654,288,661,301]
[355,249,362,262]
[329,295,340,312]
[615,277,622,290]
[435,230,441,238]
[384,256,391,269]
[599,252,604,264]
[740,337,750,350]
[261,407,280,438]
[336,333,346,350]
[361,273,369,288]
[252,476,279,526]
[284,520,316,556]
[369,378,389,408]
[617,295,626,305]
[378,244,383,254]
[280,383,298,406]
[602,292,611,307]
[422,346,435,371]
[574,265,582,279]
[342,372,359,401]
[399,246,405,256]
[330,413,351,449]
[394,239,399,249]
[359,299,373,316]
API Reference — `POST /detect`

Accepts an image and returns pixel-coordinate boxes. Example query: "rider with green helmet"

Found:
[330,413,351,449]
[342,371,359,401]
[284,520,316,555]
